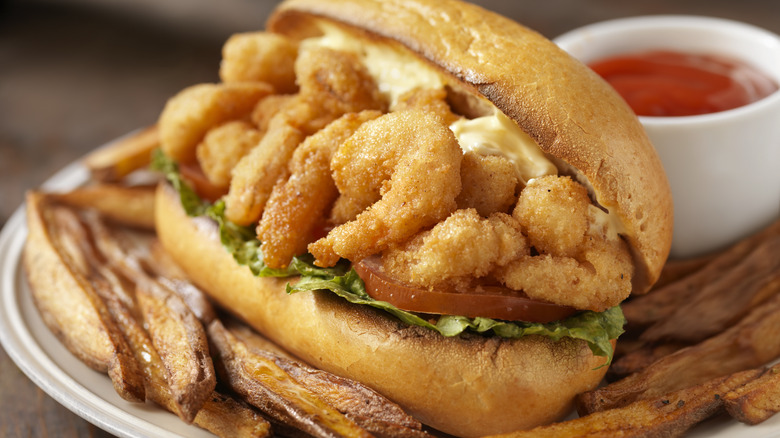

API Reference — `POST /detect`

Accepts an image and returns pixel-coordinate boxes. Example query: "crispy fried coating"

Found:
[219,32,299,94]
[456,152,519,217]
[496,175,633,311]
[224,116,305,226]
[392,87,460,126]
[382,209,528,288]
[159,82,272,163]
[284,46,387,135]
[308,110,462,267]
[196,121,262,189]
[224,47,386,226]
[250,94,294,133]
[258,110,383,269]
[517,175,590,258]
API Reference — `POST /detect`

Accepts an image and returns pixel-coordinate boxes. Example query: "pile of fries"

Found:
[25,127,429,438]
[24,127,780,437]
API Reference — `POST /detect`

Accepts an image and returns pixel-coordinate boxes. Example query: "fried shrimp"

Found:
[250,94,294,133]
[382,209,527,288]
[496,175,633,311]
[223,46,385,226]
[309,109,463,267]
[223,116,305,226]
[391,87,460,126]
[195,121,262,189]
[456,152,519,217]
[158,82,272,163]
[219,32,299,94]
[258,110,383,269]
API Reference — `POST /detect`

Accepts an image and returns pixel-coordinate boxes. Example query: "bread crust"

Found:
[155,184,609,437]
[267,0,673,293]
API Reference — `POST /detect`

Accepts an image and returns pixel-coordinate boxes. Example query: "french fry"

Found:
[223,318,430,438]
[653,252,718,290]
[608,342,688,380]
[194,392,273,438]
[724,363,780,425]
[640,235,780,344]
[486,368,764,438]
[208,320,373,438]
[136,276,216,423]
[53,184,156,230]
[622,218,780,330]
[83,125,159,182]
[23,192,146,402]
[578,291,780,414]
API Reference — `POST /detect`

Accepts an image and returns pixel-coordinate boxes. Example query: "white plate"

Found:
[0,159,212,438]
[0,155,778,438]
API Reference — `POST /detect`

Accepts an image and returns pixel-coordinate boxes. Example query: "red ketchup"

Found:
[588,50,778,116]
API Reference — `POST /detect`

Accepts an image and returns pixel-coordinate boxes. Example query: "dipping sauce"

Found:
[589,50,778,116]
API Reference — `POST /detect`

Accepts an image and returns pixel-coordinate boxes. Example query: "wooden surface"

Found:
[1,0,778,436]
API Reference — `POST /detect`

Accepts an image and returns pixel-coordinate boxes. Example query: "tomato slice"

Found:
[353,257,578,323]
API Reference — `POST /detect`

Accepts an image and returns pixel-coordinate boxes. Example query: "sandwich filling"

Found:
[154,20,630,363]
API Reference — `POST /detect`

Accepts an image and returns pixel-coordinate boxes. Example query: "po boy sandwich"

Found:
[153,0,673,435]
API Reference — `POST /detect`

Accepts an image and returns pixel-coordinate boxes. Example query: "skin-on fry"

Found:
[83,125,159,182]
[136,276,216,423]
[724,363,780,425]
[578,291,780,415]
[640,235,780,344]
[23,193,145,402]
[608,342,688,380]
[622,218,780,330]
[208,320,373,438]
[486,368,764,438]
[52,184,156,230]
[223,318,429,437]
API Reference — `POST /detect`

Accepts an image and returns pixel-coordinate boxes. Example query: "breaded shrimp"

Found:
[456,152,519,217]
[223,115,305,226]
[381,209,528,288]
[391,87,460,126]
[223,46,386,226]
[308,109,462,267]
[158,82,272,163]
[516,175,590,258]
[250,94,294,133]
[283,46,387,135]
[258,110,383,269]
[495,175,634,311]
[219,32,299,94]
[195,120,262,189]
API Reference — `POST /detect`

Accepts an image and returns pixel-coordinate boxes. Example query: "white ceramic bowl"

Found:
[555,16,780,259]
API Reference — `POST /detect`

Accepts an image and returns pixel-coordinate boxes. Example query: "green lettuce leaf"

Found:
[153,150,624,364]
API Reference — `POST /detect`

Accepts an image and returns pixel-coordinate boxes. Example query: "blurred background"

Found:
[0,0,778,436]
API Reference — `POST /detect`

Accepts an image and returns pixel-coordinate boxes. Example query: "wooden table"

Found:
[1,0,778,436]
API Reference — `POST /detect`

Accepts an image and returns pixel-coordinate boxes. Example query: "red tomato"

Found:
[354,257,578,323]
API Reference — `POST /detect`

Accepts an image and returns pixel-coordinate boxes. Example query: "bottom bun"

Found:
[155,183,609,437]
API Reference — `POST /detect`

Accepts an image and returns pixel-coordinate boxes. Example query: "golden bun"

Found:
[155,184,611,437]
[267,0,673,293]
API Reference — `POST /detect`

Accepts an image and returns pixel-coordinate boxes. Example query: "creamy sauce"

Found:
[450,110,557,184]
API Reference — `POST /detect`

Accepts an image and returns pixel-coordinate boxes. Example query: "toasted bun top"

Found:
[267,0,673,293]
